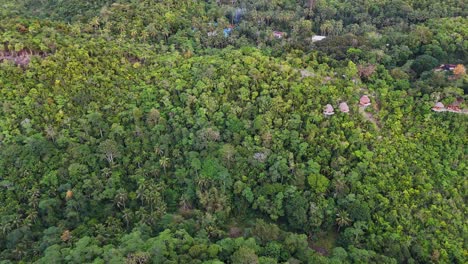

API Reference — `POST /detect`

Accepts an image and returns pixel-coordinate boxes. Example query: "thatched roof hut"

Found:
[324,104,335,115]
[339,102,349,113]
[432,102,445,112]
[360,95,371,106]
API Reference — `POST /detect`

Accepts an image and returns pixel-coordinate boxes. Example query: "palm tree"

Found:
[146,23,158,39]
[12,246,26,260]
[135,209,148,225]
[45,125,57,142]
[161,27,170,42]
[159,156,170,174]
[140,30,149,42]
[101,167,112,178]
[122,208,133,229]
[11,215,22,229]
[71,24,81,36]
[136,183,148,203]
[115,191,128,209]
[336,210,351,230]
[118,22,126,33]
[320,21,333,36]
[154,146,164,156]
[195,176,210,190]
[90,16,100,30]
[25,210,38,225]
[351,221,367,243]
[172,149,181,159]
[179,194,191,210]
[28,189,40,209]
[1,222,11,235]
[130,29,138,40]
[334,179,348,197]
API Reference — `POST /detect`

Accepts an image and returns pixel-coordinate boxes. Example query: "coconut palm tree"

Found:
[90,16,100,30]
[130,29,138,40]
[140,30,149,42]
[336,210,351,230]
[115,191,128,209]
[159,156,170,174]
[154,146,164,156]
[101,167,112,178]
[45,125,57,142]
[122,208,133,229]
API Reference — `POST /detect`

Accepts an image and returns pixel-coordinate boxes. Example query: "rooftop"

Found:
[360,95,371,106]
[339,102,349,113]
[312,35,327,42]
[324,104,335,115]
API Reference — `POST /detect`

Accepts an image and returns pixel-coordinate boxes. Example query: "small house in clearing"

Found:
[223,25,234,37]
[339,102,350,113]
[324,104,335,115]
[359,95,371,107]
[273,31,285,39]
[434,64,457,72]
[312,35,327,42]
[432,102,445,112]
[432,99,467,114]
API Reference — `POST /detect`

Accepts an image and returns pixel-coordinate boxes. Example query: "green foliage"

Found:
[308,174,330,194]
[411,55,439,75]
[0,1,466,263]
[231,246,259,264]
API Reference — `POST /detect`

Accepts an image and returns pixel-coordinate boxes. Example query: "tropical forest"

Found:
[0,0,466,263]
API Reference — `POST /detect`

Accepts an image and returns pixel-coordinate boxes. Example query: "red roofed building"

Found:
[447,99,463,112]
[447,105,461,112]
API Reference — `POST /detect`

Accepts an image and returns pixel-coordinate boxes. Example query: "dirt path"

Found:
[433,109,468,115]
[359,106,381,129]
[0,50,47,66]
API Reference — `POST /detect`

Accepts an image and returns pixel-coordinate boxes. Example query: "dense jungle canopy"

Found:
[0,0,466,263]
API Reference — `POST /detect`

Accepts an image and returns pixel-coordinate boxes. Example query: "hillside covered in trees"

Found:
[0,0,466,263]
